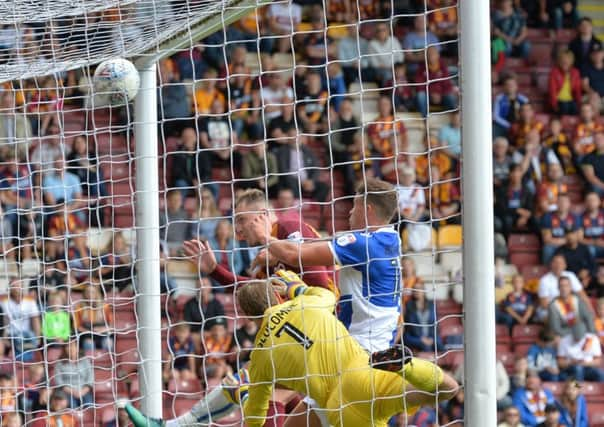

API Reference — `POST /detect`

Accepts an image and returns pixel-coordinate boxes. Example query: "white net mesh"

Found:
[0,0,463,425]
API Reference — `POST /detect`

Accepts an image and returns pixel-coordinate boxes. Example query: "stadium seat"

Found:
[581,382,604,403]
[437,225,462,249]
[439,251,462,274]
[508,234,540,252]
[512,324,542,343]
[435,299,462,317]
[497,351,515,373]
[496,342,512,353]
[401,227,437,252]
[168,378,203,394]
[543,381,563,398]
[496,324,510,342]
[591,404,604,427]
[509,252,541,270]
[439,316,463,339]
[520,264,548,281]
[513,342,532,357]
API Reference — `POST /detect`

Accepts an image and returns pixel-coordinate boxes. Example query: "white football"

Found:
[93,58,140,105]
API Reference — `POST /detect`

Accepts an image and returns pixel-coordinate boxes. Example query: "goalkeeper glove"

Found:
[222,368,250,405]
[271,270,308,300]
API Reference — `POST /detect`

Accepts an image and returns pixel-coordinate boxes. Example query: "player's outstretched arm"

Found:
[253,239,334,270]
[183,239,249,286]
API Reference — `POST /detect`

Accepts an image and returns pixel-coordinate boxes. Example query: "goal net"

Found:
[0,0,462,425]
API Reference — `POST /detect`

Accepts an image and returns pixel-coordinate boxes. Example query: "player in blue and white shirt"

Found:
[250,177,402,352]
[248,178,402,426]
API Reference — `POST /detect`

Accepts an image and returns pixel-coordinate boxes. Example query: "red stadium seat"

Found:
[497,351,515,373]
[168,378,203,394]
[591,404,604,427]
[439,321,463,340]
[496,324,510,343]
[543,381,564,398]
[508,234,541,252]
[496,342,512,353]
[520,265,548,281]
[436,299,462,318]
[580,382,604,403]
[509,252,541,270]
[512,324,542,343]
[513,342,533,357]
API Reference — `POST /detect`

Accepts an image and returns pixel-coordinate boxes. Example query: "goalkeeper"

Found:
[122,271,458,427]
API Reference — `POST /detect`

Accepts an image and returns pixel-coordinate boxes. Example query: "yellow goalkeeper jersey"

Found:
[243,286,415,427]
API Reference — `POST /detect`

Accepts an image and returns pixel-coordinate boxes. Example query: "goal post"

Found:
[0,0,496,425]
[460,0,497,424]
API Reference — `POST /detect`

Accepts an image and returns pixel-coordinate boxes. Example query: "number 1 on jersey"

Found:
[276,322,314,349]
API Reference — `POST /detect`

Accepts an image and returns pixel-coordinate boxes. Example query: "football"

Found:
[93,58,140,105]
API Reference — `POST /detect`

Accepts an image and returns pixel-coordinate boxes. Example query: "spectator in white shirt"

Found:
[1,279,40,361]
[0,90,32,161]
[367,23,404,85]
[260,72,294,123]
[536,254,591,322]
[266,2,302,53]
[396,166,426,224]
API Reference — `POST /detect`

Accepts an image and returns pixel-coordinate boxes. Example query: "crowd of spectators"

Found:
[0,0,602,425]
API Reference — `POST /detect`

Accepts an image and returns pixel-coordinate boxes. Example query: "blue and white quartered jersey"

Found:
[328,226,402,353]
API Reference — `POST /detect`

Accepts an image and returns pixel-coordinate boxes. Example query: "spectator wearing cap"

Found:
[537,403,562,427]
[581,42,604,114]
[549,276,604,382]
[527,329,561,382]
[555,379,588,427]
[548,49,582,116]
[30,389,79,427]
[540,193,580,264]
[554,228,595,286]
[537,255,586,323]
[512,370,555,426]
[581,131,604,197]
[581,192,604,258]
[569,17,602,71]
